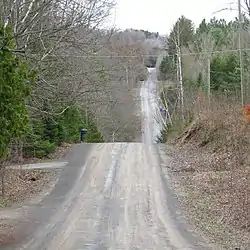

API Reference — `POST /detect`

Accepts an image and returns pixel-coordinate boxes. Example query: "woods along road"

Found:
[2,68,213,250]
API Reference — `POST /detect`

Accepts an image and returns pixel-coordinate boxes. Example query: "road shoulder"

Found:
[0,143,92,250]
[162,143,250,250]
[156,143,217,250]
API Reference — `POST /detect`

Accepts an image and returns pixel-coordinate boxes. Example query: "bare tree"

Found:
[1,2,150,141]
[0,0,116,115]
[86,30,148,141]
[168,22,185,120]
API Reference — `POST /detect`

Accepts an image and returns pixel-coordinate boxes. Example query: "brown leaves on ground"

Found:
[168,144,250,249]
[164,90,250,249]
[0,143,67,246]
[0,168,58,207]
[0,168,58,245]
[0,143,70,206]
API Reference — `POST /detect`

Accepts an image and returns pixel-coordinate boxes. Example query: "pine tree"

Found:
[0,23,35,158]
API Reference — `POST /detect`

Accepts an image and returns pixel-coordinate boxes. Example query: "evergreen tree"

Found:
[0,23,35,158]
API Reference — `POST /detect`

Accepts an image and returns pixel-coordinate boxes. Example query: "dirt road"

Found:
[140,68,162,144]
[2,68,212,250]
[17,142,211,250]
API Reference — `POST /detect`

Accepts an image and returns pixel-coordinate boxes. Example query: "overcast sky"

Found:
[112,0,239,35]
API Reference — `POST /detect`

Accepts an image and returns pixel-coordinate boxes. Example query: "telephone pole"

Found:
[207,57,211,107]
[238,0,244,106]
[126,66,129,86]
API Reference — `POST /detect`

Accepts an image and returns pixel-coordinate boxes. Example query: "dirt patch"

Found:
[0,168,58,208]
[0,143,70,246]
[166,144,250,250]
[0,143,69,206]
[0,167,59,246]
[0,223,16,245]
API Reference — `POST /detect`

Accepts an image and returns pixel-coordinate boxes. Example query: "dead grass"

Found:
[166,93,250,249]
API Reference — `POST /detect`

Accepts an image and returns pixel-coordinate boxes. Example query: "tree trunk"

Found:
[0,161,5,198]
[177,46,184,121]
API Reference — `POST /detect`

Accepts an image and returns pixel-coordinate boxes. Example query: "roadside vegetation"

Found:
[158,11,250,249]
[0,1,164,207]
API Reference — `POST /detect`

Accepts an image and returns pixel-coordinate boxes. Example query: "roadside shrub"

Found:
[24,140,56,158]
[23,105,104,158]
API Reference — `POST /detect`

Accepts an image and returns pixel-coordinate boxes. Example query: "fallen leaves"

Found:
[0,168,58,207]
[167,143,250,249]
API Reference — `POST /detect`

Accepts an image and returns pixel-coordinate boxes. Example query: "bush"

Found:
[210,53,240,93]
[24,140,56,158]
[23,105,104,158]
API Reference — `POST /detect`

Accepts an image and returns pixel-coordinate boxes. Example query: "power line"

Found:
[22,47,250,59]
[25,54,159,58]
[180,47,250,56]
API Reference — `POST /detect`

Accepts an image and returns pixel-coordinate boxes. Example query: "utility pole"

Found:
[85,109,88,125]
[238,0,244,106]
[126,66,129,86]
[207,57,211,107]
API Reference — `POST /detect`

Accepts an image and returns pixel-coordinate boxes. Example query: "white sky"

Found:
[112,0,239,35]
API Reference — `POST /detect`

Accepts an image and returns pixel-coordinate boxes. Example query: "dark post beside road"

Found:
[80,129,88,142]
